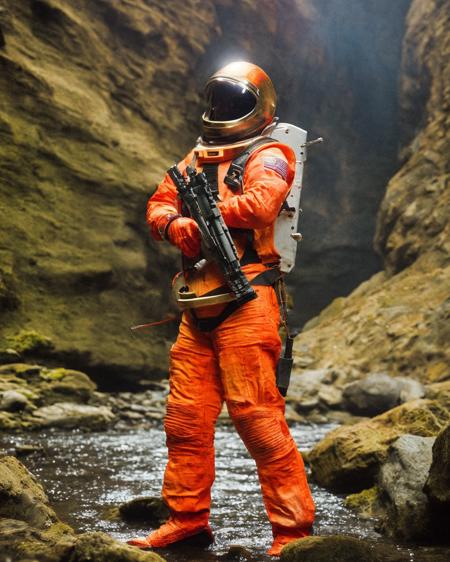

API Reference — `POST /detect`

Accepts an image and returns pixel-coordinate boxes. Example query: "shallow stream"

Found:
[0,424,410,561]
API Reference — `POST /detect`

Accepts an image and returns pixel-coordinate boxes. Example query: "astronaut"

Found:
[128,61,315,557]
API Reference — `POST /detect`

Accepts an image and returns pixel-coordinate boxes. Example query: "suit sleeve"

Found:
[146,151,194,241]
[146,173,179,241]
[218,146,295,230]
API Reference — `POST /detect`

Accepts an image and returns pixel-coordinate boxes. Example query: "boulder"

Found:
[0,524,164,562]
[288,369,345,414]
[288,369,329,411]
[0,517,73,562]
[342,373,401,416]
[39,368,97,403]
[0,456,58,528]
[378,434,435,541]
[31,402,115,430]
[0,457,166,562]
[280,535,409,561]
[308,399,450,491]
[0,363,97,405]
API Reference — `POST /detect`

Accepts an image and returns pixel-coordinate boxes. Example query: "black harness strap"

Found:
[201,163,219,200]
[224,137,275,192]
[189,267,282,332]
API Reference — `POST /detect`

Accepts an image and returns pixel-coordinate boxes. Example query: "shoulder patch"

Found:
[263,157,288,181]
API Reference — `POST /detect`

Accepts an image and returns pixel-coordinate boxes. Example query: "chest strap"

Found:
[201,163,219,200]
[224,136,275,192]
[189,267,281,332]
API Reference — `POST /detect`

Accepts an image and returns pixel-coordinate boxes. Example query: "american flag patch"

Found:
[263,157,288,180]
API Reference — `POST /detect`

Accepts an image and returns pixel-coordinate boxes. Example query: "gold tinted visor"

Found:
[204,78,257,122]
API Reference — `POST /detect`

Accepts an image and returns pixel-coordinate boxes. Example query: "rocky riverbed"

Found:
[1,360,449,561]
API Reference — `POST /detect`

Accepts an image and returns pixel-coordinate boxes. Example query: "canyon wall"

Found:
[292,0,449,384]
[0,0,418,385]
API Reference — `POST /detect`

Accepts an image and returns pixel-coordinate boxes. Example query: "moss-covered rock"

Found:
[8,330,54,355]
[0,517,74,562]
[0,456,59,528]
[280,535,409,562]
[118,496,169,525]
[425,380,450,402]
[308,399,450,491]
[0,456,166,562]
[424,424,450,506]
[69,532,165,562]
[344,486,382,519]
[0,362,115,430]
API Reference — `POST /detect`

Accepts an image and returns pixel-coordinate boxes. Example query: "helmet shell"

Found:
[201,61,277,144]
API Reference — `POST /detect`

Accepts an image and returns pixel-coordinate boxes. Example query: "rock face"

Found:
[0,0,213,385]
[0,0,413,384]
[291,0,450,388]
[378,434,435,541]
[308,399,450,491]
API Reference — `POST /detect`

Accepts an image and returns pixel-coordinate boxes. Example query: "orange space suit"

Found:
[128,61,315,557]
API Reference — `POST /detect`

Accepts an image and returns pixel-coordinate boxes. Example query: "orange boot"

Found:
[127,518,214,549]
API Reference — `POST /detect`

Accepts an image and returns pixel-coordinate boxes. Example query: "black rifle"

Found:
[167,165,257,306]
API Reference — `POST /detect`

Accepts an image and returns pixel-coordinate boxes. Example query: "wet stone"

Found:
[220,545,254,560]
[119,497,169,525]
[342,373,401,416]
[15,444,45,457]
[0,390,29,412]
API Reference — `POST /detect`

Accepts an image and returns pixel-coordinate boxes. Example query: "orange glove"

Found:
[167,217,201,258]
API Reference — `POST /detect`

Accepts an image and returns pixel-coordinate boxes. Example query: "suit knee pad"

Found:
[165,402,213,451]
[231,407,293,462]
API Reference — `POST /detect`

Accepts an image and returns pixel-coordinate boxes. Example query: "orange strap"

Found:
[130,315,179,332]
